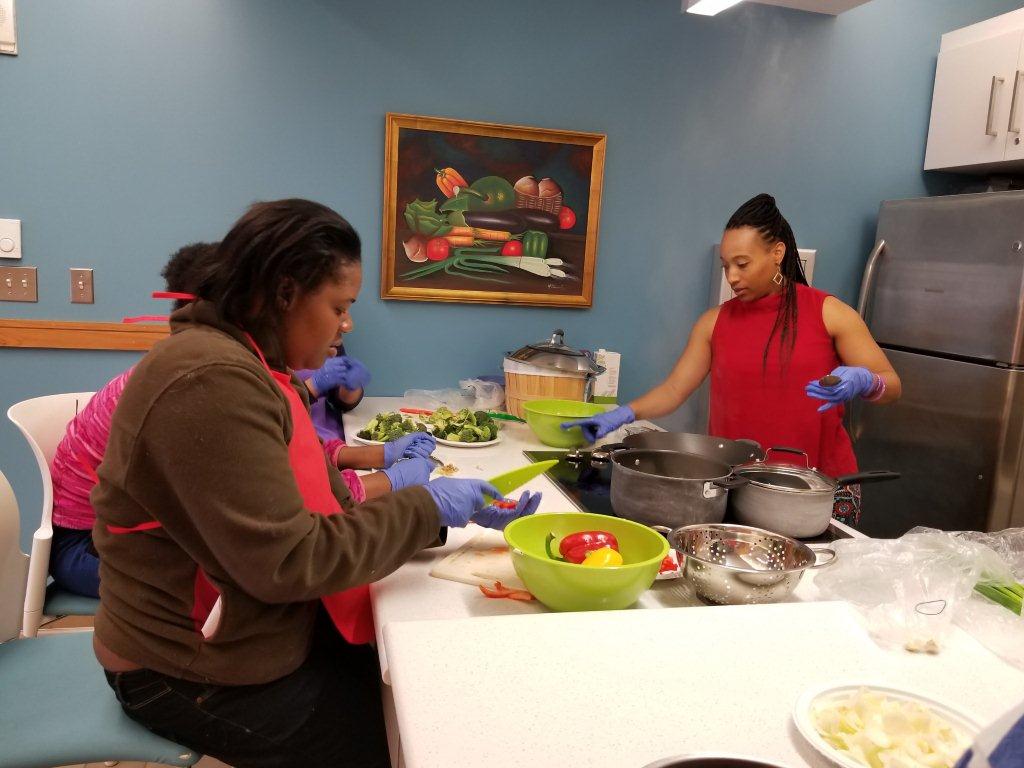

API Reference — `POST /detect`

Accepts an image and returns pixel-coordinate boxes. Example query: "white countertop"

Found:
[344,397,855,683]
[384,601,1024,768]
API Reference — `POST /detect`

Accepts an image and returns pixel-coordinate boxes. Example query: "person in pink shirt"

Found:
[49,243,217,598]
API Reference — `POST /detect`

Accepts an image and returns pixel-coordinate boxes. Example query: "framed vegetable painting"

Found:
[380,113,606,307]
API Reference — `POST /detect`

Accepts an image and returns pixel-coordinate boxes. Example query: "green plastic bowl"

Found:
[504,512,669,612]
[522,399,608,448]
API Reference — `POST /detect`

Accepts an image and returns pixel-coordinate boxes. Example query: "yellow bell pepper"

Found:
[581,547,624,568]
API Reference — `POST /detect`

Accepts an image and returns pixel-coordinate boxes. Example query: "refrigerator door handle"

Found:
[857,239,886,320]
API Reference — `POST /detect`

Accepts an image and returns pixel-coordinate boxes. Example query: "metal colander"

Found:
[668,523,836,606]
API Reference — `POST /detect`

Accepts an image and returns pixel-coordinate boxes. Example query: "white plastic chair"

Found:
[7,392,98,636]
[0,466,200,767]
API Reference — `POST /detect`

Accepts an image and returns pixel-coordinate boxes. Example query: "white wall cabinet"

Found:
[924,9,1024,173]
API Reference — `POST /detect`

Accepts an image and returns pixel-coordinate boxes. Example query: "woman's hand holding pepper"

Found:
[804,366,880,412]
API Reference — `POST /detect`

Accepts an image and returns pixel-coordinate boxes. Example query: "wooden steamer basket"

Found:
[503,329,604,418]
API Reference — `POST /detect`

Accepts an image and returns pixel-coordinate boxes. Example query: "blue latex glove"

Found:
[560,405,635,444]
[471,490,542,531]
[426,478,502,528]
[804,366,877,412]
[381,456,434,491]
[383,432,436,467]
[309,355,372,396]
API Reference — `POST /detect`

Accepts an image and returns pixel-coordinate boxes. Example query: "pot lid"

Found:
[734,463,835,492]
[506,329,605,376]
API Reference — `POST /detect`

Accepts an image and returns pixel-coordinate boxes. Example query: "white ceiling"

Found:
[750,0,872,14]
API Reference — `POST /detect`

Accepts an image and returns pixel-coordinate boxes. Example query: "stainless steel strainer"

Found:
[663,523,836,605]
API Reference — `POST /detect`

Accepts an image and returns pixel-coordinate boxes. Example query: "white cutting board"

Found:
[429,528,527,591]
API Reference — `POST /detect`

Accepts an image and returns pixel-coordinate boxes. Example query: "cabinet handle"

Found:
[987,75,1005,136]
[1009,71,1024,134]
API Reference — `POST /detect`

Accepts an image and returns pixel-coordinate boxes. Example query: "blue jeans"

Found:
[50,525,100,598]
[104,609,389,767]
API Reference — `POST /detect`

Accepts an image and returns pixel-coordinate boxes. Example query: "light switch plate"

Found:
[0,265,37,302]
[70,268,94,304]
[0,0,16,56]
[0,218,21,259]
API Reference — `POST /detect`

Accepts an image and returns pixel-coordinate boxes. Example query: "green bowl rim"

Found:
[504,512,669,572]
[521,399,606,412]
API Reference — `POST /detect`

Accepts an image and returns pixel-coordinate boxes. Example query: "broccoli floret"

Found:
[402,418,416,431]
[459,427,476,442]
[386,426,406,441]
[434,406,453,420]
[445,432,462,442]
[357,429,372,439]
[486,424,498,440]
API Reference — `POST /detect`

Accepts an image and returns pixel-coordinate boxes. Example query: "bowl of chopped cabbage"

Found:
[794,684,978,768]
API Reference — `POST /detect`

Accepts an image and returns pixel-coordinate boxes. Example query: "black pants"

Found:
[105,611,390,768]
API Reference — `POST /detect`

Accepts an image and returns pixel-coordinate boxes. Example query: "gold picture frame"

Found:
[380,113,606,307]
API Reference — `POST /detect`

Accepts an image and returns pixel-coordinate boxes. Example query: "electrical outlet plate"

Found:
[70,268,94,304]
[0,218,22,259]
[0,0,17,56]
[0,266,37,302]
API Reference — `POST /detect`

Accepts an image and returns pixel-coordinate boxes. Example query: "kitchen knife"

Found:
[484,459,559,503]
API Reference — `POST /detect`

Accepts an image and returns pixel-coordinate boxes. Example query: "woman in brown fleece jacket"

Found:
[91,199,540,768]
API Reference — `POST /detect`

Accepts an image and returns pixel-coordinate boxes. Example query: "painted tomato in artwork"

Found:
[426,237,451,261]
[558,206,576,230]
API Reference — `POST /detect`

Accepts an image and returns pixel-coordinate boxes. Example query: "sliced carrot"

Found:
[478,581,534,601]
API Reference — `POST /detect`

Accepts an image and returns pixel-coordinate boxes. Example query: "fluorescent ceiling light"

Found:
[684,0,745,15]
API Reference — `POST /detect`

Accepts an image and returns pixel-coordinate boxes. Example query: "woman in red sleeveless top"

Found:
[568,194,901,526]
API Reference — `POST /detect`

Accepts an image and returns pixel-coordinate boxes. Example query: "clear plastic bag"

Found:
[942,527,1024,670]
[814,528,1015,654]
[403,379,504,412]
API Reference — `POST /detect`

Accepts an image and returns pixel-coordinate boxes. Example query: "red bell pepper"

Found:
[545,530,619,564]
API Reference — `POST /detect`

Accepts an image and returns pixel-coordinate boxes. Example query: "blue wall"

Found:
[2,0,1022,544]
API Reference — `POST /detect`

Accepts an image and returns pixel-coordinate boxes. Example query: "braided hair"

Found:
[725,193,807,368]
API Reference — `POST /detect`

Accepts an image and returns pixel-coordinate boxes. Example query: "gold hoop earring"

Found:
[772,269,784,286]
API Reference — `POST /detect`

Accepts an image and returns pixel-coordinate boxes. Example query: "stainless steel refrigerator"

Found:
[851,190,1024,538]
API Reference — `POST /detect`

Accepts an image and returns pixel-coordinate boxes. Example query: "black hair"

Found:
[197,199,361,333]
[160,242,218,310]
[725,193,807,368]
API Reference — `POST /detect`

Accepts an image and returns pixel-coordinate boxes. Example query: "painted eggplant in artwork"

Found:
[463,209,560,234]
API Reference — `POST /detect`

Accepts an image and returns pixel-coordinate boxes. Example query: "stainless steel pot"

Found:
[657,523,836,606]
[619,431,763,467]
[609,449,746,529]
[730,447,901,538]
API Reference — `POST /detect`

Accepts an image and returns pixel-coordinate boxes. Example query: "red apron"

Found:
[104,320,374,645]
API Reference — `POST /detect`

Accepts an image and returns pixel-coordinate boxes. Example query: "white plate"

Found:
[793,683,980,768]
[351,431,501,449]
